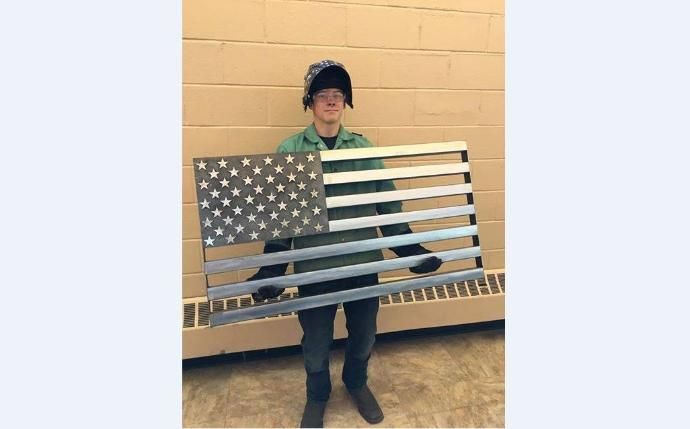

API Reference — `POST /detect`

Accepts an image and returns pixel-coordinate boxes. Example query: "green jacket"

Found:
[267,123,410,280]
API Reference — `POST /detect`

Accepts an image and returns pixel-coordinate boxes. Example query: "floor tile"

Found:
[182,326,505,428]
[183,364,233,428]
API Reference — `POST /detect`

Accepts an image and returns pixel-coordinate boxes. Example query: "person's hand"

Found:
[410,256,443,274]
[252,285,285,301]
[247,268,285,301]
[390,237,444,274]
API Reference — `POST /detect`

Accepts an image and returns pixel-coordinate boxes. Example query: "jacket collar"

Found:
[304,123,355,149]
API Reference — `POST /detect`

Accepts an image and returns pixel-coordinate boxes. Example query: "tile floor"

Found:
[183,321,504,428]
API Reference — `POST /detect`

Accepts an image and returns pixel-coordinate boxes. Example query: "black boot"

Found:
[300,399,327,428]
[348,385,384,424]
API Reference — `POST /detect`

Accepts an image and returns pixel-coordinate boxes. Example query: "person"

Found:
[247,59,443,428]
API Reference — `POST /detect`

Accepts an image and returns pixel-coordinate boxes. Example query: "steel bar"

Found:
[322,162,469,185]
[325,183,472,208]
[327,205,475,232]
[207,247,481,300]
[210,268,484,326]
[205,223,477,274]
[319,141,467,162]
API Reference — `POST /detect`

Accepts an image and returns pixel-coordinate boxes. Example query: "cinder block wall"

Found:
[183,0,505,298]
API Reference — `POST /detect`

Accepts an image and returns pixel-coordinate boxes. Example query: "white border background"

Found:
[2,1,181,427]
[2,1,689,427]
[508,1,690,427]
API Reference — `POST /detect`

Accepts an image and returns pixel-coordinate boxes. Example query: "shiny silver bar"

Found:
[322,162,469,185]
[326,183,472,208]
[205,222,477,274]
[327,205,475,232]
[207,247,481,300]
[210,268,484,326]
[319,141,467,162]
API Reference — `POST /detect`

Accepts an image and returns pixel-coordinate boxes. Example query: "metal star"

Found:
[212,208,222,217]
[231,187,241,197]
[226,234,235,244]
[293,225,303,234]
[232,205,243,215]
[249,231,260,240]
[296,163,305,172]
[223,216,233,225]
[241,157,251,167]
[263,156,273,165]
[314,223,324,232]
[280,219,290,228]
[198,179,209,189]
[267,193,277,202]
[214,226,224,236]
[257,220,267,230]
[234,224,245,234]
[256,203,266,213]
[229,167,239,177]
[271,228,281,238]
[210,189,220,198]
[209,169,219,179]
[269,211,279,220]
[219,178,230,187]
[221,197,231,207]
[243,176,253,186]
[288,191,298,200]
[276,183,286,193]
[244,194,255,205]
[204,236,214,246]
[253,184,264,194]
[218,159,228,168]
[297,181,307,191]
[247,213,257,223]
[306,153,316,162]
[301,216,311,225]
[285,154,295,164]
[310,189,319,198]
[265,174,275,184]
[277,201,287,211]
[299,198,308,208]
[291,208,300,218]
[203,217,213,228]
[196,160,207,170]
[308,171,318,180]
[252,165,262,175]
[274,164,284,174]
[200,199,210,209]
[311,206,322,216]
[286,172,296,182]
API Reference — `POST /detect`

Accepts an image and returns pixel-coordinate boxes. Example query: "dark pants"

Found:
[297,274,379,402]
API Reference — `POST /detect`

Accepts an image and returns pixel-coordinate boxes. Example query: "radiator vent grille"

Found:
[183,271,505,329]
[183,303,195,328]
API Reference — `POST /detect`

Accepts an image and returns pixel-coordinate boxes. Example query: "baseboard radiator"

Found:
[182,270,505,359]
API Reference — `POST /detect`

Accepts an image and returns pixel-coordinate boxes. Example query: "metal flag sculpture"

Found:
[193,141,484,327]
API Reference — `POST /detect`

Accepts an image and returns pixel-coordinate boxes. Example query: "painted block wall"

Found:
[183,0,504,298]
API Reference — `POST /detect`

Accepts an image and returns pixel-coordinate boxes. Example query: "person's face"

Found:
[310,88,346,125]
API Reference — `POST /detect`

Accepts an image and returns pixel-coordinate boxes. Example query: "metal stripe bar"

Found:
[322,162,469,185]
[207,247,481,300]
[328,205,475,232]
[210,268,484,326]
[319,141,467,162]
[326,183,472,208]
[205,223,477,274]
